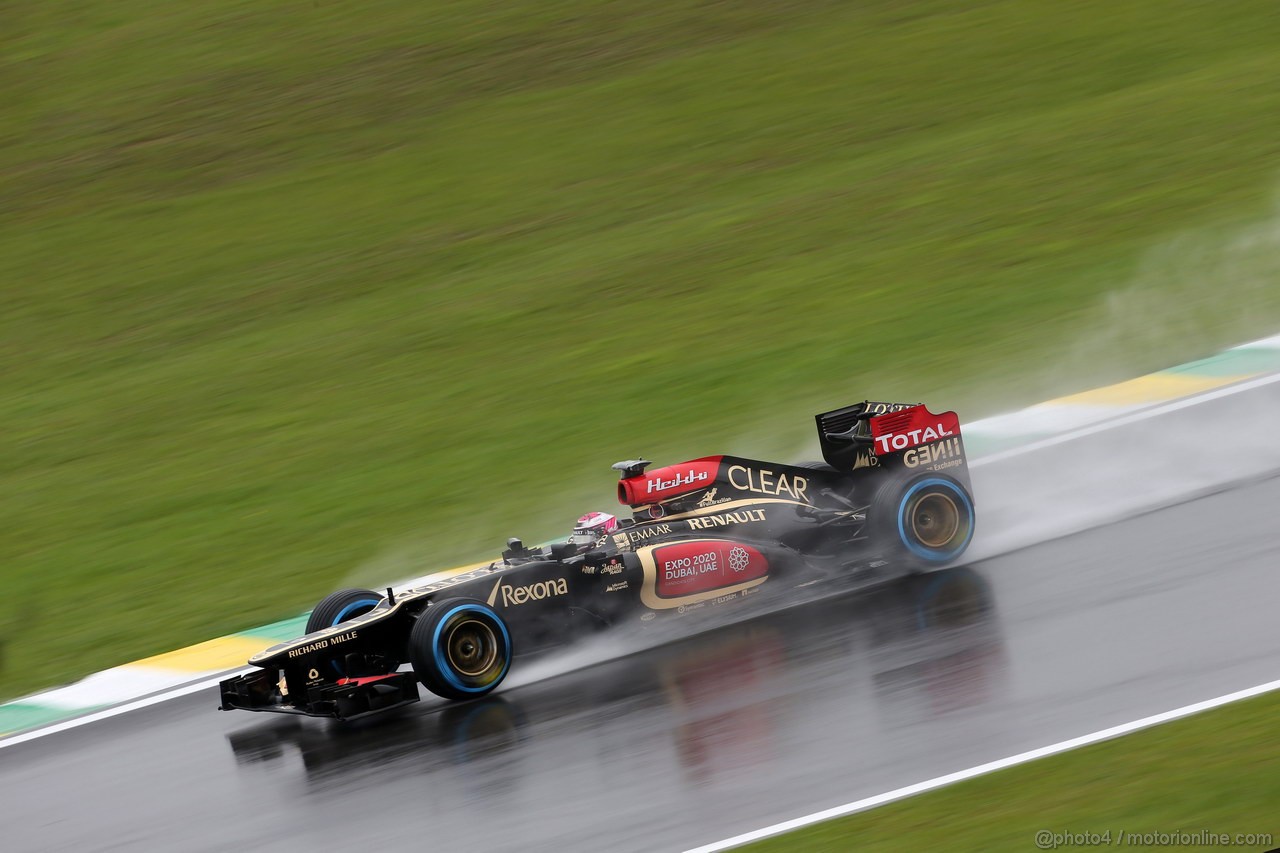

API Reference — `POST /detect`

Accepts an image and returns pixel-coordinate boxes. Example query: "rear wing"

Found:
[816,402,967,479]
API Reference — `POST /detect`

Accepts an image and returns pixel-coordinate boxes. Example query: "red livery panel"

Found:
[618,456,723,506]
[869,406,961,455]
[652,541,767,598]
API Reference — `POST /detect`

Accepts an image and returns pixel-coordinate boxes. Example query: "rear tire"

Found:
[410,598,513,701]
[872,475,974,566]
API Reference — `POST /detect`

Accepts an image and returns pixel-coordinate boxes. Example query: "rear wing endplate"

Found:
[816,401,962,472]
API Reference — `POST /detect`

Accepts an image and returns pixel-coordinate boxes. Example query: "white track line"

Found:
[4,369,1278,750]
[970,370,1280,466]
[684,677,1280,852]
[0,671,248,750]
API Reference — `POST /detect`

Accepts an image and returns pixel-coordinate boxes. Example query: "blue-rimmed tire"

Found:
[873,475,974,567]
[305,588,386,677]
[410,598,512,701]
[305,588,382,634]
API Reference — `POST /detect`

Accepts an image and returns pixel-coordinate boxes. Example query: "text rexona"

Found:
[488,577,568,607]
[727,466,809,502]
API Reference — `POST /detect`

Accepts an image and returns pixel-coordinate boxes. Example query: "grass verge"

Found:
[747,689,1280,852]
[4,1,1280,698]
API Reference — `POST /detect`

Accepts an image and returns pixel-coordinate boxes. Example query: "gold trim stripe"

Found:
[643,497,806,524]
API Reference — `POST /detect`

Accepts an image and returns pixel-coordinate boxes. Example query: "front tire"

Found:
[306,588,382,634]
[873,475,974,566]
[305,588,386,677]
[410,598,513,701]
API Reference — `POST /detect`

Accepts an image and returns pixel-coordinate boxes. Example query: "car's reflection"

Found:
[227,566,1004,792]
[870,566,1005,721]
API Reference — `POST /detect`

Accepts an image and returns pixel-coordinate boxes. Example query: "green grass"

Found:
[4,1,1280,699]
[748,690,1280,852]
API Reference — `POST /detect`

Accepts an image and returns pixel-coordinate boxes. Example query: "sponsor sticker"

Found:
[863,401,921,415]
[627,523,672,545]
[869,407,961,455]
[902,437,965,471]
[654,541,767,598]
[851,450,878,470]
[619,458,723,506]
[287,630,358,659]
[646,468,710,494]
[726,466,810,502]
[487,577,569,607]
[687,508,767,531]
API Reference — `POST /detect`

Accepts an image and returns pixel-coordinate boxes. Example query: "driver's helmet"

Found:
[570,511,618,550]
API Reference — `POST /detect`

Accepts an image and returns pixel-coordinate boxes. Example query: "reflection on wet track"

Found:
[4,475,1280,852]
[226,567,1002,792]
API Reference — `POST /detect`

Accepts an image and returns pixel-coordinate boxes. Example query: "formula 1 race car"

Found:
[219,401,975,720]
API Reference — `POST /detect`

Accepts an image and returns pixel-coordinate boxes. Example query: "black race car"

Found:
[219,401,976,720]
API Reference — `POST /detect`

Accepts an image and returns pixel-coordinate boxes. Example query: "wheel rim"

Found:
[910,492,960,548]
[332,599,378,625]
[445,618,499,678]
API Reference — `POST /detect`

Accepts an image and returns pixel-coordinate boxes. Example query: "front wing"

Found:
[219,669,421,721]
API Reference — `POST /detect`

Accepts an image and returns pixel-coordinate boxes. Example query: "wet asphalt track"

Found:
[4,467,1280,852]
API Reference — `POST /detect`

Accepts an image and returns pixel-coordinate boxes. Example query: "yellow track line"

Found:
[1045,372,1245,407]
